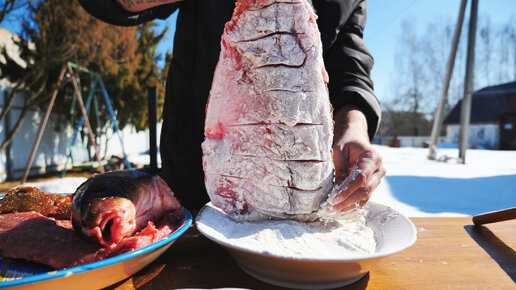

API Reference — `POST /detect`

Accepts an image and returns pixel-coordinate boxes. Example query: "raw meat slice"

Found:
[202,0,334,220]
[0,210,183,269]
[204,124,332,161]
[204,155,333,190]
[0,212,103,269]
[205,88,331,127]
[204,174,332,220]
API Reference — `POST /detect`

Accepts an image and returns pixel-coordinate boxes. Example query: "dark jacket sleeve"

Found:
[78,0,180,26]
[315,0,381,140]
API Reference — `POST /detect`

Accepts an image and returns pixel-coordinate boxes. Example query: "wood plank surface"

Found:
[367,218,516,290]
[110,217,516,289]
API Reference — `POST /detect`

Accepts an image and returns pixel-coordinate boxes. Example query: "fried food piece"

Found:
[0,186,72,219]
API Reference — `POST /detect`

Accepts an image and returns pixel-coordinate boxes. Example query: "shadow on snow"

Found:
[385,175,516,215]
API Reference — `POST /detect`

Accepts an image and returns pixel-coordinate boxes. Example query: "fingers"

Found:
[329,148,386,212]
[330,166,386,212]
[330,150,382,205]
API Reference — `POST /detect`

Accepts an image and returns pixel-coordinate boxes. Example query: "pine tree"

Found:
[0,0,169,152]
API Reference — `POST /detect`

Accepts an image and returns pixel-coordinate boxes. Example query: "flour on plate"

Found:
[198,205,376,259]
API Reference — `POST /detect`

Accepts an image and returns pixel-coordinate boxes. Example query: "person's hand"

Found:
[328,105,386,212]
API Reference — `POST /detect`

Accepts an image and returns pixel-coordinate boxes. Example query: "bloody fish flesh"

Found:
[202,0,334,220]
[0,210,183,269]
[72,170,182,247]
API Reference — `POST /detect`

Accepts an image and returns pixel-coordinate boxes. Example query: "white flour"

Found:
[198,205,376,259]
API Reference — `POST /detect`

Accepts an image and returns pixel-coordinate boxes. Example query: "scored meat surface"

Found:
[202,0,334,220]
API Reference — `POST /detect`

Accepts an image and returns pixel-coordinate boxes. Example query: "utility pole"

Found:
[428,0,468,160]
[458,0,479,164]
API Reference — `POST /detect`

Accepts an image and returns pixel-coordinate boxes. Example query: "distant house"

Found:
[443,81,516,150]
[1,28,156,182]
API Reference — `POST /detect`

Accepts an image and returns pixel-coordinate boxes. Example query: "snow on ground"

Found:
[4,146,516,217]
[19,177,87,194]
[370,145,516,217]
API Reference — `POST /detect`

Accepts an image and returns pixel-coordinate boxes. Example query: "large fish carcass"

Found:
[202,0,334,220]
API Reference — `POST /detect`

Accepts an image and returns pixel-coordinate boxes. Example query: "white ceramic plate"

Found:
[0,209,192,290]
[196,202,417,289]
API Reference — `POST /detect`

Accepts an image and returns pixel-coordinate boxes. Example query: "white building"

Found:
[1,28,156,182]
[443,81,516,150]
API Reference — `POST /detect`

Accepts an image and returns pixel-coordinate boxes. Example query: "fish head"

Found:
[72,196,136,247]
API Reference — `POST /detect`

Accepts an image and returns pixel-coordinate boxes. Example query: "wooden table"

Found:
[110,218,516,289]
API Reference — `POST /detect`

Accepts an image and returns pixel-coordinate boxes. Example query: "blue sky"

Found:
[2,0,515,105]
[155,0,516,105]
[364,0,515,104]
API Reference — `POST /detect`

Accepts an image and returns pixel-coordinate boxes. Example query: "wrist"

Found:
[333,105,369,145]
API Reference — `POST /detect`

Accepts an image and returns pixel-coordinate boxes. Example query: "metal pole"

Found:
[67,64,105,173]
[428,0,468,160]
[97,77,132,169]
[21,65,67,184]
[3,91,14,181]
[458,0,479,164]
[61,77,98,178]
[68,61,94,75]
[70,78,98,147]
[148,86,158,173]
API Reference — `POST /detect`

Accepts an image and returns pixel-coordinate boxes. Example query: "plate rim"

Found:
[0,208,192,289]
[195,201,417,262]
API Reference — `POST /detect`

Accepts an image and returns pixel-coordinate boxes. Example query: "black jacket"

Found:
[78,0,381,210]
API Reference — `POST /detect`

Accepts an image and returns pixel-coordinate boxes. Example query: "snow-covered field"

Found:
[6,146,516,217]
[371,145,516,217]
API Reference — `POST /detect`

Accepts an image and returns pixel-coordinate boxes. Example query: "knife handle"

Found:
[473,207,516,225]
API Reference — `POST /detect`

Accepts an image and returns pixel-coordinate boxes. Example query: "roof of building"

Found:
[443,81,516,125]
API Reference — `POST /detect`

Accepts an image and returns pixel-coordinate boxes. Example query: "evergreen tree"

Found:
[0,0,168,152]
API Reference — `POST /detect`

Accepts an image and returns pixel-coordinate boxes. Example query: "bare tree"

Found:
[382,14,515,142]
[388,21,432,137]
[498,16,516,81]
[478,16,493,85]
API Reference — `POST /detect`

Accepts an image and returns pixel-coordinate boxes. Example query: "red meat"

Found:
[0,210,183,269]
[202,0,334,220]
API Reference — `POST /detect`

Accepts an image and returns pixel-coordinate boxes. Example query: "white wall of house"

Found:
[1,87,73,181]
[446,123,500,149]
[374,135,447,147]
[1,28,159,182]
[0,87,160,182]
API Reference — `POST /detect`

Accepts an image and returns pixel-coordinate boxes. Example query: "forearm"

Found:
[116,0,182,13]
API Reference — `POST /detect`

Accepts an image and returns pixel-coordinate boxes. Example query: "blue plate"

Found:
[0,209,192,289]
